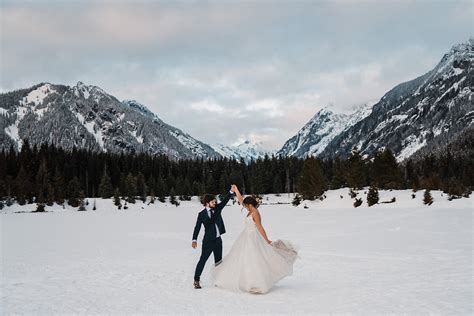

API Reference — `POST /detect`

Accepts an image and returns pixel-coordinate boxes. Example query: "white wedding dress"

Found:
[211,214,298,294]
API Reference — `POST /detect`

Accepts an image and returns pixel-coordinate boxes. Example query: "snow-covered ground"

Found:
[1,189,472,314]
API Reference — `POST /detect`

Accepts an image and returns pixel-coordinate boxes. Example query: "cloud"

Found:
[190,99,225,114]
[1,1,472,151]
[245,99,283,118]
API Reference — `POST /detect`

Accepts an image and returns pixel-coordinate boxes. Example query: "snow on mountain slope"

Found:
[213,140,268,162]
[0,82,220,159]
[278,101,375,158]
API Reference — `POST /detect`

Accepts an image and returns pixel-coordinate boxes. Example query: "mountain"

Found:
[212,140,268,163]
[278,101,376,158]
[0,82,220,159]
[279,39,474,161]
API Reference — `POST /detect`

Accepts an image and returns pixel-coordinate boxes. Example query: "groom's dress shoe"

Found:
[193,280,202,289]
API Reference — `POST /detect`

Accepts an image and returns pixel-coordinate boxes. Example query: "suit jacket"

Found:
[192,192,233,242]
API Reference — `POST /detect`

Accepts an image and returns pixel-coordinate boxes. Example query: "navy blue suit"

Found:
[193,192,233,281]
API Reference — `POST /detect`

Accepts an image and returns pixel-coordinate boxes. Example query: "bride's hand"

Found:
[267,239,272,245]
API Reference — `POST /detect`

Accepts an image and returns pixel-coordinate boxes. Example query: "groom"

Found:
[192,187,235,289]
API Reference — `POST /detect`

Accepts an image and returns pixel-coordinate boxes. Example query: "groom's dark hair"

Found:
[201,194,216,206]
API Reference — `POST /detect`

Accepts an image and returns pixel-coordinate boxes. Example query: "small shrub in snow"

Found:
[353,198,362,208]
[411,193,416,199]
[349,189,358,199]
[93,199,97,211]
[114,189,121,209]
[292,194,302,207]
[33,203,46,212]
[367,186,379,206]
[170,194,179,206]
[423,189,433,206]
[0,200,4,210]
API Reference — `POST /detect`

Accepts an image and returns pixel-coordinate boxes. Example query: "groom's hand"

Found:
[192,241,197,249]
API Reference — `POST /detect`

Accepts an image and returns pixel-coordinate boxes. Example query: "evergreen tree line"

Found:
[0,141,472,207]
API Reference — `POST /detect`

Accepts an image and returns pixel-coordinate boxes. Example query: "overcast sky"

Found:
[1,0,472,150]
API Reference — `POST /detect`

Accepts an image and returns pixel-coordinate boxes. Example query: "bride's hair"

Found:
[242,196,259,208]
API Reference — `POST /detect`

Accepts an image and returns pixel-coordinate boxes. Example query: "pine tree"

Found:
[169,187,179,206]
[125,173,137,203]
[78,190,86,211]
[156,176,166,203]
[298,157,327,200]
[67,177,81,207]
[136,172,147,203]
[46,184,54,206]
[98,167,113,198]
[371,149,402,189]
[53,168,65,205]
[345,147,366,190]
[444,177,464,200]
[35,159,49,204]
[367,186,379,206]
[331,157,346,189]
[423,189,433,205]
[113,188,121,208]
[14,166,30,205]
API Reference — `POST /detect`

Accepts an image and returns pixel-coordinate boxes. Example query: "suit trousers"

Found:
[194,237,222,281]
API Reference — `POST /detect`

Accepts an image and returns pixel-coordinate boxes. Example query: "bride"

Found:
[211,185,298,294]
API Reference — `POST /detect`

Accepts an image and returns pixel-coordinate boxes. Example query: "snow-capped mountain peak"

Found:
[278,101,375,158]
[312,38,473,161]
[1,82,220,159]
[213,140,268,163]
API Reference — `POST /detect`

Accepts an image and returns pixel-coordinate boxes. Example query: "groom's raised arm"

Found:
[216,189,234,214]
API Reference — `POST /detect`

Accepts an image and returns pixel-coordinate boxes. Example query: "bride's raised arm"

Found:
[231,184,244,205]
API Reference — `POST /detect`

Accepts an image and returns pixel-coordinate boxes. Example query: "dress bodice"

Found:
[244,215,257,230]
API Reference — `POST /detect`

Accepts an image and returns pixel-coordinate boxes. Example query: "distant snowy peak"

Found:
[213,140,268,163]
[0,82,220,159]
[436,38,473,74]
[72,81,111,103]
[278,101,375,158]
[318,38,473,161]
